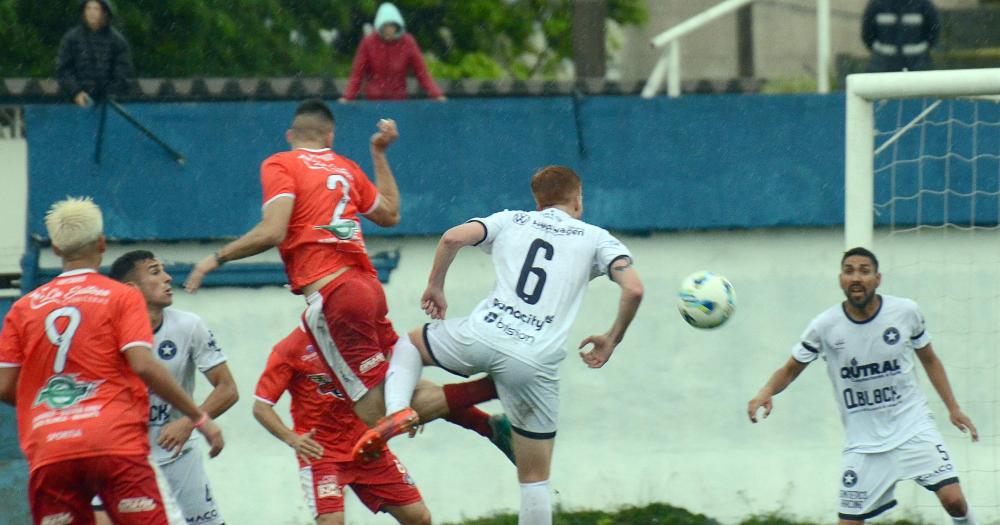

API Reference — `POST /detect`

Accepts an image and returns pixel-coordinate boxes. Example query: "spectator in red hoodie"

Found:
[340,2,446,102]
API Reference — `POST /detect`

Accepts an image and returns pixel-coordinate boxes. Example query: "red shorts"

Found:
[300,450,422,516]
[29,455,168,525]
[303,269,398,401]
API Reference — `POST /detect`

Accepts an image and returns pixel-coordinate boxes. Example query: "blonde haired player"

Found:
[748,247,978,524]
[0,197,224,525]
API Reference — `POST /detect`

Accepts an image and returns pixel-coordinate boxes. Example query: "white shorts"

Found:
[838,426,959,521]
[160,447,225,525]
[92,460,186,525]
[423,318,560,438]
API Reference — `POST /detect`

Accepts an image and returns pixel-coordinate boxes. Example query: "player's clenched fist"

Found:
[747,393,772,423]
[371,118,398,150]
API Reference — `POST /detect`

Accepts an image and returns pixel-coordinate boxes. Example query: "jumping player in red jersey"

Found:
[0,197,224,525]
[252,326,509,525]
[183,99,479,442]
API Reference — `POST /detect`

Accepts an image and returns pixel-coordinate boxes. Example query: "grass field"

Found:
[441,503,934,525]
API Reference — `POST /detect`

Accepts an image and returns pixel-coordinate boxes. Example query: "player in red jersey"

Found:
[183,99,476,439]
[253,325,510,524]
[0,197,224,525]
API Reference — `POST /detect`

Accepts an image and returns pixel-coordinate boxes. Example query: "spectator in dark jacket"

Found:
[340,2,445,102]
[862,0,940,72]
[57,0,133,107]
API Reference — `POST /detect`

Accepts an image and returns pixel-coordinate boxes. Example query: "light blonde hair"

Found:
[45,197,103,257]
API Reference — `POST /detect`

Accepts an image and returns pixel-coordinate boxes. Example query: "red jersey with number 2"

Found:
[0,269,154,471]
[260,148,381,293]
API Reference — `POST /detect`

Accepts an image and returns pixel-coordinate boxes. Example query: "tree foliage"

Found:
[0,0,645,79]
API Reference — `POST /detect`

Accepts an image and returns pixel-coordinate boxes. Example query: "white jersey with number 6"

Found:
[465,208,631,369]
[791,295,936,454]
[147,307,227,465]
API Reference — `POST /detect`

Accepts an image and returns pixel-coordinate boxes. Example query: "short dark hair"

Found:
[109,249,156,281]
[294,99,335,125]
[531,166,582,209]
[842,246,878,271]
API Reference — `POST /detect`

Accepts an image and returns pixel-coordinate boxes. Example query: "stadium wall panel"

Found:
[0,297,29,523]
[24,95,847,242]
[26,96,997,242]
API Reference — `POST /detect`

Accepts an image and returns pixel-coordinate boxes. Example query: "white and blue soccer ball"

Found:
[677,271,736,329]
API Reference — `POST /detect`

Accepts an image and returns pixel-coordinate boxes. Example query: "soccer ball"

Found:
[677,271,736,329]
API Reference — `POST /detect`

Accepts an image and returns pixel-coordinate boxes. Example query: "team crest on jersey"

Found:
[158,340,178,360]
[842,469,858,487]
[207,331,221,352]
[314,220,357,240]
[307,374,346,399]
[513,213,530,225]
[882,327,900,345]
[34,374,101,410]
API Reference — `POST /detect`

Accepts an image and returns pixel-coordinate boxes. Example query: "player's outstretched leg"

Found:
[352,406,420,461]
[354,330,435,461]
[421,377,515,463]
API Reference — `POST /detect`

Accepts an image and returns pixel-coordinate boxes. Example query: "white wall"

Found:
[617,0,980,85]
[154,228,1000,524]
[0,138,26,276]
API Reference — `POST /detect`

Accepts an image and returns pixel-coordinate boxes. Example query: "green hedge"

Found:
[0,0,644,80]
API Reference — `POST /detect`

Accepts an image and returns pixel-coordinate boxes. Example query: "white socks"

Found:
[953,508,977,525]
[518,481,552,525]
[384,333,424,414]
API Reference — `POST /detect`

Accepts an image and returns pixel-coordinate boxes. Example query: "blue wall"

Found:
[0,297,29,525]
[25,95,1000,242]
[25,95,846,241]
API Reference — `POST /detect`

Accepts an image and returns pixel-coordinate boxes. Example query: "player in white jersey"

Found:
[356,166,644,525]
[747,247,978,525]
[93,250,239,525]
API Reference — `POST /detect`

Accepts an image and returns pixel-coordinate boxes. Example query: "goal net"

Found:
[845,68,1000,522]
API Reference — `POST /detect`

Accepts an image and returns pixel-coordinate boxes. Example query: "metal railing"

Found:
[0,107,24,139]
[642,0,831,98]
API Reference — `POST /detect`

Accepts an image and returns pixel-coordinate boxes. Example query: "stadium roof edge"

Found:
[0,77,764,103]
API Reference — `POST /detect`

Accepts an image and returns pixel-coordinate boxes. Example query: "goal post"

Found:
[844,68,1000,521]
[844,68,1000,249]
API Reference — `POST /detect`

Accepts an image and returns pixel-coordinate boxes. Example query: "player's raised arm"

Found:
[579,257,644,369]
[363,118,401,227]
[747,357,809,423]
[915,343,979,441]
[185,197,294,293]
[421,221,486,319]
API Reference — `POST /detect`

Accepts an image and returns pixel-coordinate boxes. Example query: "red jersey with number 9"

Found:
[260,148,381,294]
[0,269,154,472]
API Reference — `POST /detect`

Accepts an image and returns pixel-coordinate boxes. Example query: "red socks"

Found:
[443,377,498,438]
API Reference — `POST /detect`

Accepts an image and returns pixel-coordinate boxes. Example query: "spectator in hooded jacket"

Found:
[862,0,940,72]
[57,0,133,107]
[340,2,445,102]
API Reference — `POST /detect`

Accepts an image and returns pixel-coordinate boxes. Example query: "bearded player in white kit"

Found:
[748,247,978,524]
[354,166,644,525]
[94,250,239,525]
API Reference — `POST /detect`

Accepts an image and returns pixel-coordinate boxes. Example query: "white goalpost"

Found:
[845,68,1000,521]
